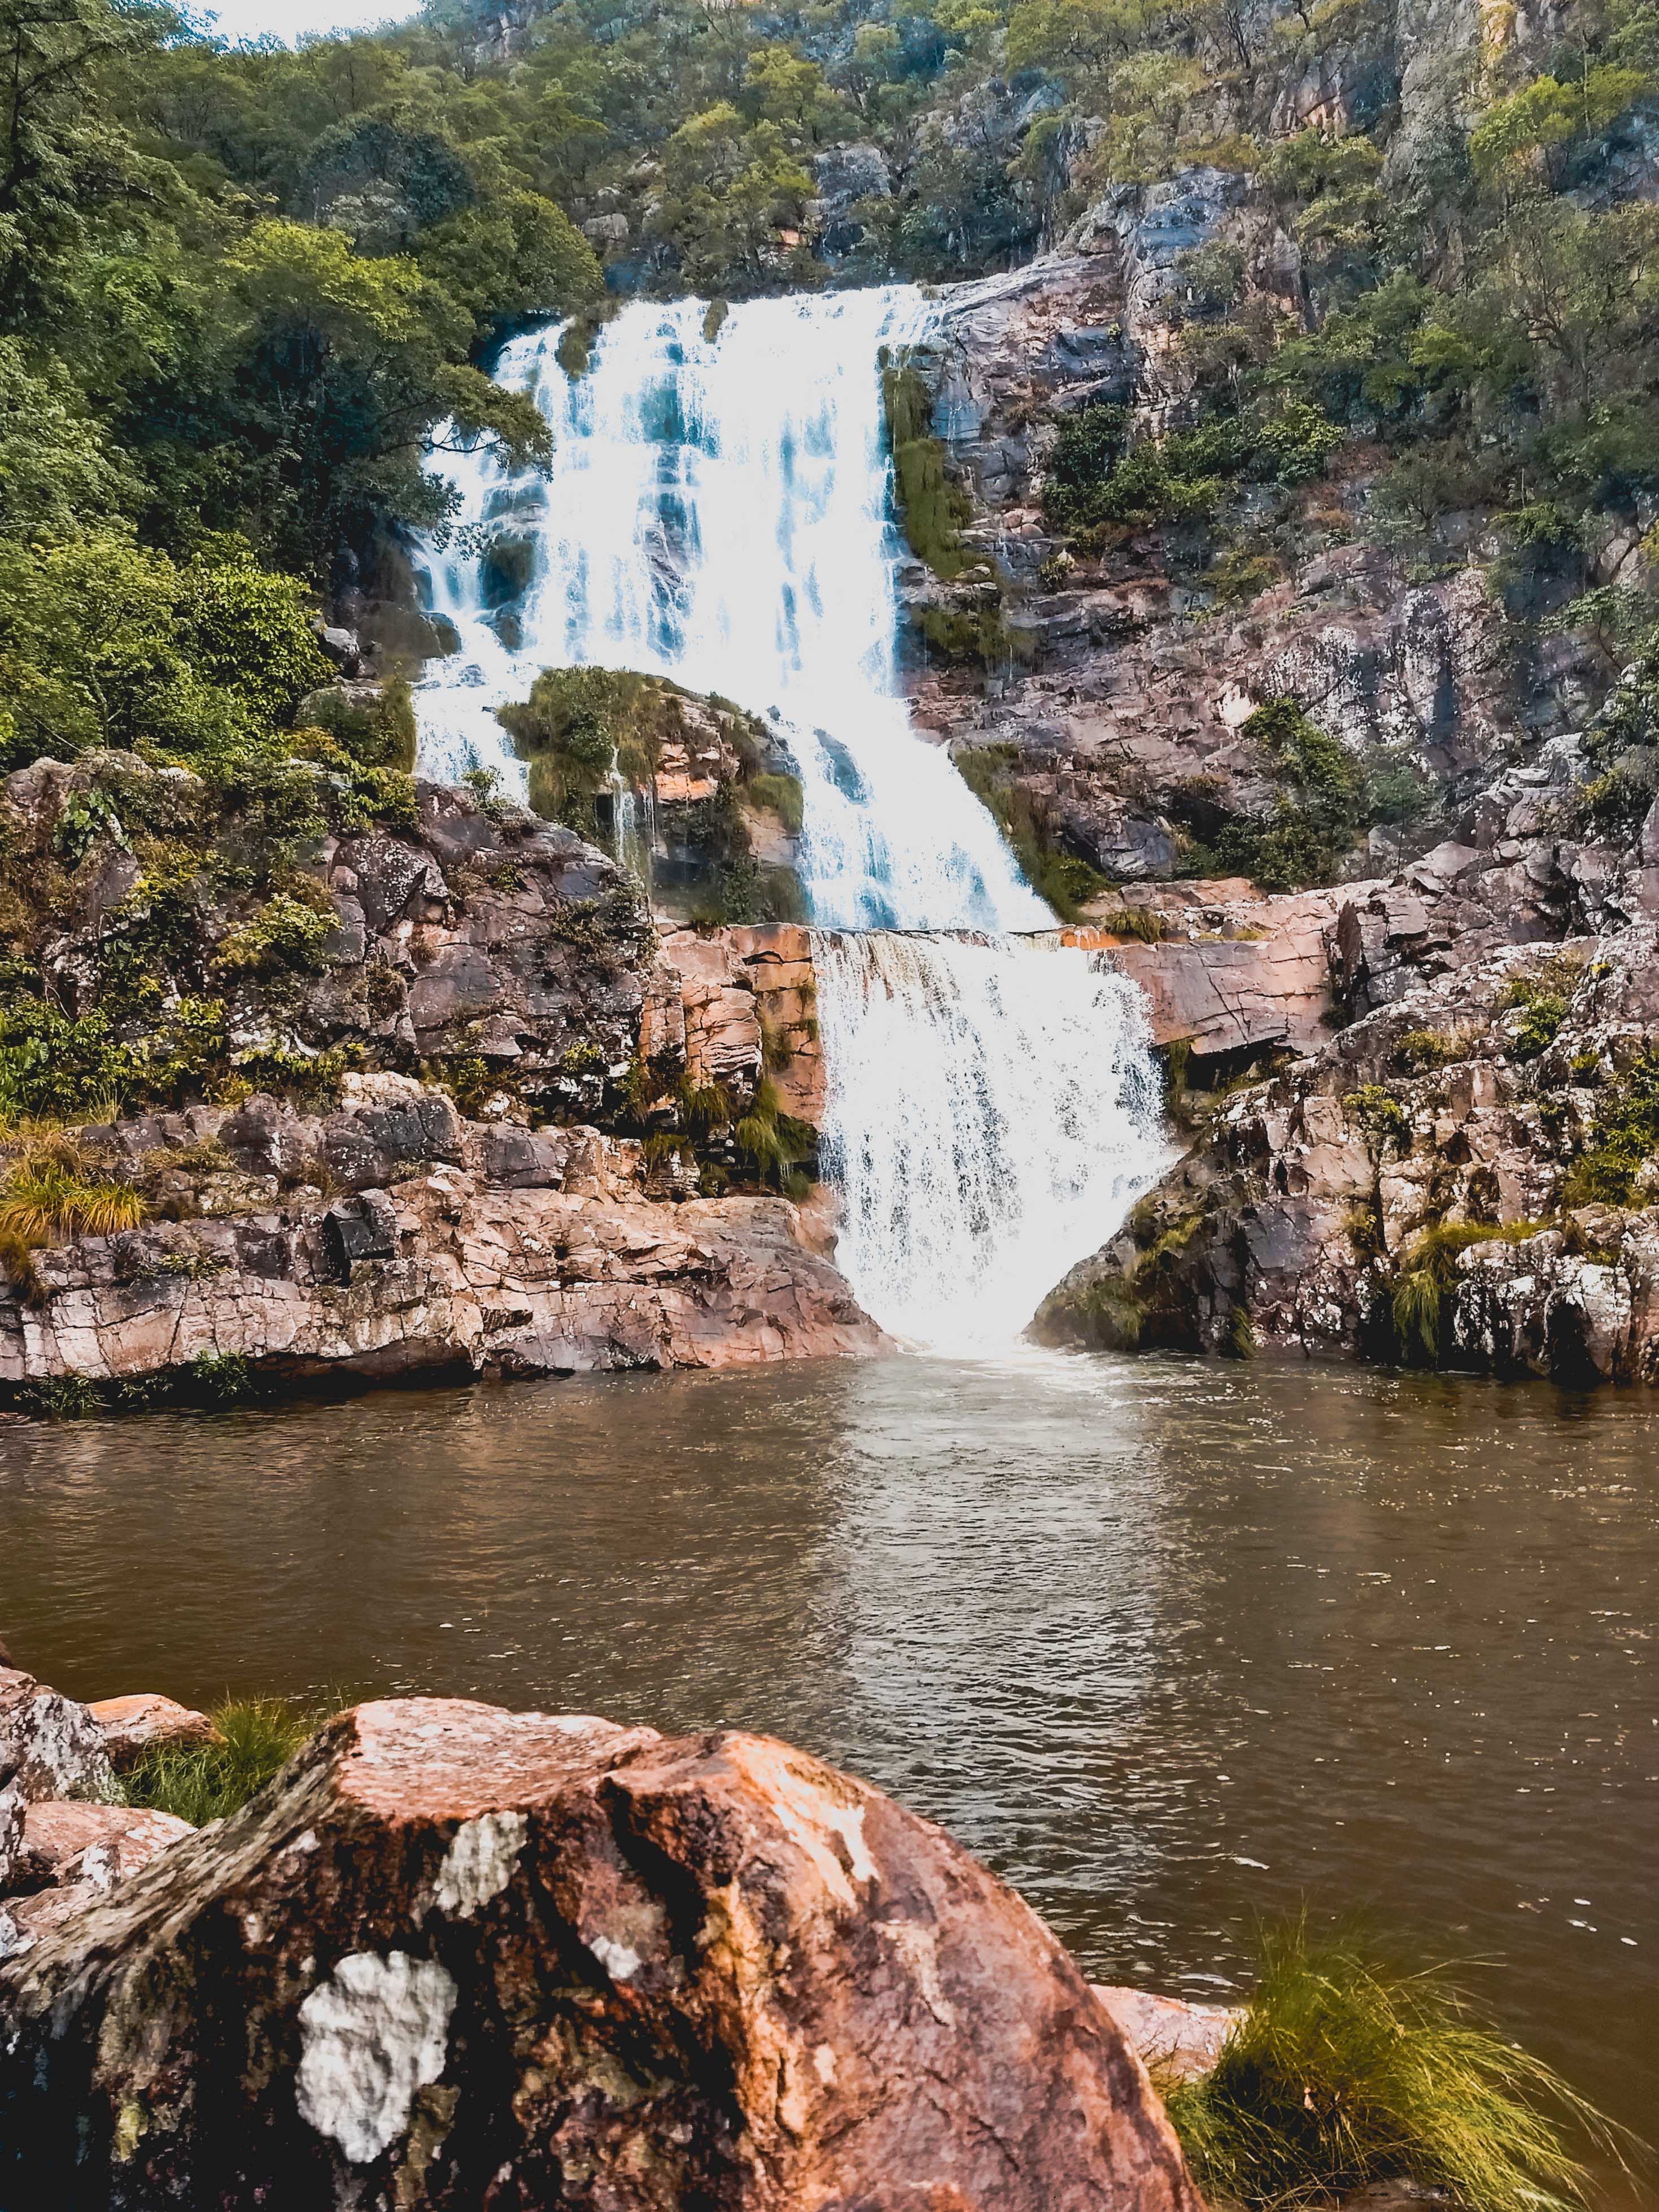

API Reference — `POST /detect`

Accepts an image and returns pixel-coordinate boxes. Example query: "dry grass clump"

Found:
[0,1128,146,1278]
[1164,1918,1627,2212]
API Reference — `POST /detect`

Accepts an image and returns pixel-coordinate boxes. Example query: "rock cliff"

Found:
[0,758,874,1410]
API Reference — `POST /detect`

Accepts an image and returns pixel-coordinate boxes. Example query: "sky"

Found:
[194,0,417,43]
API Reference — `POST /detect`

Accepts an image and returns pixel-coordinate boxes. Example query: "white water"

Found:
[413,289,1163,1347]
[817,933,1159,1349]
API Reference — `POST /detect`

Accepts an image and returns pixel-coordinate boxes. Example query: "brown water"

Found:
[3,1351,1657,2142]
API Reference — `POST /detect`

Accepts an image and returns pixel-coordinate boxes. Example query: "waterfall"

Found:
[413,289,1163,1346]
[815,934,1159,1351]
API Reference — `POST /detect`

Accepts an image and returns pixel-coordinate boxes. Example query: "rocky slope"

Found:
[0,756,874,1409]
[1034,783,1659,1381]
[0,1682,1202,2212]
[902,214,1591,905]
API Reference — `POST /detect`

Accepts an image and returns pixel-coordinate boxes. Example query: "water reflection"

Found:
[1,1354,1655,2134]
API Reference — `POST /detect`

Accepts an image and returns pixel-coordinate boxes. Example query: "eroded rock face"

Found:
[0,1699,1203,2212]
[1034,918,1659,1382]
[1,761,653,1123]
[0,1102,881,1397]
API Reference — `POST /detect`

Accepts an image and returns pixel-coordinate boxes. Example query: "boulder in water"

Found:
[0,1699,1203,2211]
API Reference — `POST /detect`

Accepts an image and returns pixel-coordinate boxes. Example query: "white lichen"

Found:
[587,1933,643,1982]
[295,1951,456,2165]
[432,1809,528,1919]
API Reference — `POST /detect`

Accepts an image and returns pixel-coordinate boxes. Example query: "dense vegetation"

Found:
[3,0,1659,968]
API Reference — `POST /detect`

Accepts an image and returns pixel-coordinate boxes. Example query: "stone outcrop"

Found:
[0,1696,1203,2212]
[86,1696,220,1772]
[2,757,656,1122]
[1038,881,1354,1061]
[0,1077,881,1403]
[0,753,872,1406]
[1034,912,1659,1382]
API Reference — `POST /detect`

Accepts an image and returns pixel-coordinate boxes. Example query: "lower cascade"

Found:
[814,933,1161,1350]
[416,288,1163,1345]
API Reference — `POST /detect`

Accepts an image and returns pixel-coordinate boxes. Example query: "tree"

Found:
[207,219,551,570]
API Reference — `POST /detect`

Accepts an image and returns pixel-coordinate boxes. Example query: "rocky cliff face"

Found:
[1,1076,880,1405]
[0,1693,1202,2212]
[0,758,870,1410]
[902,224,1594,906]
[1034,862,1659,1383]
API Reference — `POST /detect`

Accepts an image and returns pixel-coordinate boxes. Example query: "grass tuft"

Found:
[0,1134,147,1278]
[121,1696,324,1825]
[1164,1918,1626,2212]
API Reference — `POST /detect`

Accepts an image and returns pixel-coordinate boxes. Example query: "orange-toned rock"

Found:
[88,1692,220,1770]
[0,1700,1203,2212]
[17,1799,194,1890]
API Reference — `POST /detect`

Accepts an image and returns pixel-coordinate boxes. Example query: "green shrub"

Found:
[27,1373,102,1420]
[1165,1918,1619,2212]
[123,1697,324,1825]
[187,558,331,727]
[1498,972,1571,1061]
[1192,700,1369,891]
[1103,905,1167,941]
[187,1351,254,1405]
[1344,1084,1410,1153]
[297,675,417,773]
[1561,1048,1659,1205]
[1395,1028,1463,1073]
[1044,400,1342,546]
[213,889,334,976]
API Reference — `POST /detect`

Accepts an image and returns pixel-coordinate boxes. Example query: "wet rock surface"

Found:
[0,1697,1203,2212]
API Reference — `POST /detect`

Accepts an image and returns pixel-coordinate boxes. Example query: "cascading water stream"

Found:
[413,289,1164,1348]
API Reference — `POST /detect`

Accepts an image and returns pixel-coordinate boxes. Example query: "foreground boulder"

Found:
[0,1665,115,1891]
[0,1699,1202,2211]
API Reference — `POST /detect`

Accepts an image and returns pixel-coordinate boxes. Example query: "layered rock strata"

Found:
[0,1077,880,1402]
[1036,917,1659,1383]
[0,1695,1204,2212]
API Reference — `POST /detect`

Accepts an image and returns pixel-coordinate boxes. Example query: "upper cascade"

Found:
[414,288,1050,932]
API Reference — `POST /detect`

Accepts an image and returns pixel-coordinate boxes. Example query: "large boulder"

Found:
[0,1699,1202,2212]
[0,1667,114,1820]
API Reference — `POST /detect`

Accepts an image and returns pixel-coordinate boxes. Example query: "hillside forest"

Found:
[1,0,1658,1118]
